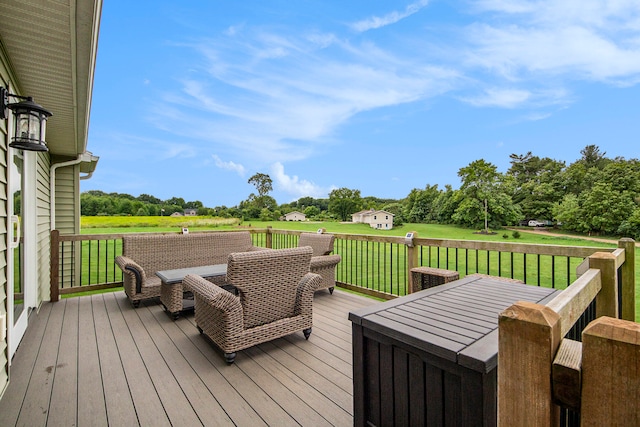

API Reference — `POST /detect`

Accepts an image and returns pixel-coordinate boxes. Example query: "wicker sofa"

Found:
[115,231,266,307]
[185,246,322,364]
[298,232,341,294]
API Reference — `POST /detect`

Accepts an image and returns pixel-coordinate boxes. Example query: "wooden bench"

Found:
[115,231,267,308]
[410,266,459,292]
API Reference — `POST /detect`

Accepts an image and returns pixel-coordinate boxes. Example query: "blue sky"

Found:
[83,0,640,208]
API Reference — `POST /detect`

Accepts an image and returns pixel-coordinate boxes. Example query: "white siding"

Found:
[0,60,10,397]
[54,165,77,234]
[36,154,51,302]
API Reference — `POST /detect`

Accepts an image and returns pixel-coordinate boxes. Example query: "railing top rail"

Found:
[58,229,268,241]
[546,268,602,337]
[414,237,612,258]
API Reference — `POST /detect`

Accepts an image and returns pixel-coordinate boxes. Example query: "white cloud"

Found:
[461,88,531,108]
[212,155,246,176]
[152,33,459,165]
[351,0,430,32]
[146,0,640,174]
[271,162,335,199]
[523,112,552,122]
[466,24,640,82]
[464,1,640,83]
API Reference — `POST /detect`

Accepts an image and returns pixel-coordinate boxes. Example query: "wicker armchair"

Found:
[185,246,322,364]
[298,232,341,294]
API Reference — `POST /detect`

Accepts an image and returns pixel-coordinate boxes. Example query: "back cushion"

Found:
[122,231,255,275]
[298,233,335,256]
[227,247,312,329]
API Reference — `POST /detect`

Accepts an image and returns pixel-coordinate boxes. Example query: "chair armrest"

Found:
[310,254,341,269]
[295,272,322,316]
[115,255,146,294]
[184,274,242,314]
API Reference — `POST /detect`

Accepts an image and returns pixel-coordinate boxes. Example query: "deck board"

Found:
[103,292,173,427]
[78,294,108,426]
[47,296,79,427]
[0,289,378,426]
[17,299,65,426]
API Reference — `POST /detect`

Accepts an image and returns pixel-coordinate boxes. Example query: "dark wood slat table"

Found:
[156,264,227,319]
[349,275,559,427]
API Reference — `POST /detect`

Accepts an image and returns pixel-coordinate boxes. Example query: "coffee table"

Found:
[157,264,228,319]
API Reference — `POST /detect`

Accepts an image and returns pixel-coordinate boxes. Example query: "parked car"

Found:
[528,220,545,227]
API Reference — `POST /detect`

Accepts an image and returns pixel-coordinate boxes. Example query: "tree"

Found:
[304,206,321,218]
[165,197,185,208]
[248,173,273,197]
[457,160,501,232]
[138,193,162,205]
[246,173,274,210]
[507,153,565,220]
[404,185,440,223]
[578,145,608,170]
[581,182,635,234]
[553,194,586,233]
[184,200,204,209]
[328,188,362,221]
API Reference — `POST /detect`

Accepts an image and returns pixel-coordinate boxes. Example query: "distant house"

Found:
[184,209,197,216]
[284,211,306,221]
[352,209,394,230]
[170,212,183,217]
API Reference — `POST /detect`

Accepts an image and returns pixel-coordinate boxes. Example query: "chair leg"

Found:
[303,328,312,340]
[225,352,236,364]
[132,300,140,308]
[329,287,334,295]
[197,326,203,334]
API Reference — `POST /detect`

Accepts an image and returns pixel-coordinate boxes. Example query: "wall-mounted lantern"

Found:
[1,87,53,152]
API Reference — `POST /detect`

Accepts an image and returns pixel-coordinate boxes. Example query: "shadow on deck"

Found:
[0,289,376,426]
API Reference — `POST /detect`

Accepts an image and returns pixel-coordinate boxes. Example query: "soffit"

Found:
[0,0,102,157]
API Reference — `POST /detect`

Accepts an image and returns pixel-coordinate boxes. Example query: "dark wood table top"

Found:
[156,264,227,285]
[349,275,559,373]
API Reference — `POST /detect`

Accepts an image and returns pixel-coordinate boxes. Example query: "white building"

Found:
[351,209,395,230]
[284,211,306,221]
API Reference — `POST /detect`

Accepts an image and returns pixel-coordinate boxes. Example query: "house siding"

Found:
[54,165,77,234]
[53,164,78,290]
[351,209,394,230]
[0,58,10,398]
[36,153,51,302]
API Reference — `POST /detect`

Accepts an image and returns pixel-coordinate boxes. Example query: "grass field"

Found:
[81,216,615,248]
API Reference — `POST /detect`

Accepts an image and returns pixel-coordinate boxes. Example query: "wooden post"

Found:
[498,301,561,426]
[406,231,418,294]
[265,225,273,249]
[50,229,60,302]
[618,238,635,322]
[581,317,640,426]
[588,252,618,318]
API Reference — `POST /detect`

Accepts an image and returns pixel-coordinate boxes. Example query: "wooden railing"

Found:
[498,241,637,426]
[50,228,624,302]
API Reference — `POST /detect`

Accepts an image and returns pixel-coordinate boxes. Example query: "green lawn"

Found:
[81,217,615,248]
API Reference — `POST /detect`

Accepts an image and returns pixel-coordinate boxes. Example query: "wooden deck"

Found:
[0,289,376,426]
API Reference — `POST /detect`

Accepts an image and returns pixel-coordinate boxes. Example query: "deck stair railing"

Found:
[498,239,637,426]
[51,228,624,302]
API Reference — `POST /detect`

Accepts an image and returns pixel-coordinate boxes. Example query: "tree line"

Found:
[81,145,640,239]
